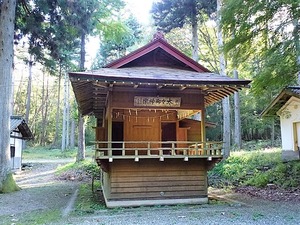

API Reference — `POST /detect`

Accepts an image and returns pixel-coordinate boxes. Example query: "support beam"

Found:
[107,93,112,154]
[201,108,206,145]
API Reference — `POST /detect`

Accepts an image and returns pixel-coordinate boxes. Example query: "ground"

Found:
[0,160,300,225]
[0,160,79,224]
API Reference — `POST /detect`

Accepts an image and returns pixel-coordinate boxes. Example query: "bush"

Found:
[56,160,99,177]
[245,173,269,187]
[209,148,300,189]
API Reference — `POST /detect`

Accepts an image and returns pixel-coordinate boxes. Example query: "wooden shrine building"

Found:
[69,33,250,208]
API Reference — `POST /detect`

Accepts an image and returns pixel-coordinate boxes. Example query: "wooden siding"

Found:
[124,111,160,154]
[105,159,208,201]
[179,120,201,142]
[95,127,106,141]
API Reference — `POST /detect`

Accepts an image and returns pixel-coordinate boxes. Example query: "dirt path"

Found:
[0,161,79,224]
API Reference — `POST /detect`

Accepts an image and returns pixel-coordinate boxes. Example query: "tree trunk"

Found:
[52,65,62,148]
[66,77,70,148]
[191,7,199,62]
[291,3,300,84]
[40,72,49,146]
[80,32,86,71]
[77,115,86,162]
[77,31,86,160]
[25,55,33,123]
[217,0,231,158]
[70,119,75,149]
[0,0,19,193]
[40,70,45,145]
[233,69,242,149]
[222,98,231,157]
[13,71,24,114]
[271,117,275,147]
[61,72,68,151]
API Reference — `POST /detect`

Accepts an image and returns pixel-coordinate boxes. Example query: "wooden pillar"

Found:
[200,95,206,152]
[201,109,206,143]
[102,109,106,128]
[106,93,112,155]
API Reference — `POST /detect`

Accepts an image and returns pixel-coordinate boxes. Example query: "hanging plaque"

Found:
[134,96,181,107]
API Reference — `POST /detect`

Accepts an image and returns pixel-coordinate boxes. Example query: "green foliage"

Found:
[56,161,104,214]
[74,183,105,215]
[14,0,129,149]
[0,173,21,193]
[151,0,216,33]
[23,146,94,160]
[56,160,99,177]
[209,148,300,189]
[92,15,143,68]
[163,22,281,142]
[239,91,281,141]
[165,22,219,71]
[0,209,61,225]
[246,173,269,188]
[222,0,299,97]
[85,116,97,145]
[206,102,223,141]
[23,147,76,159]
[15,0,80,73]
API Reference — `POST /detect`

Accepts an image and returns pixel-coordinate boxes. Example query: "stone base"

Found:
[105,197,208,208]
[282,150,300,162]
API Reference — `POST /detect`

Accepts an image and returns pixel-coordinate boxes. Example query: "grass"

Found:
[0,173,21,193]
[0,209,61,225]
[73,183,106,215]
[22,145,95,160]
[56,159,99,177]
[209,147,300,189]
[55,160,105,215]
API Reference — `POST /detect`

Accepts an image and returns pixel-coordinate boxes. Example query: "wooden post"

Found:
[201,108,206,155]
[147,142,151,156]
[122,142,125,156]
[107,93,112,156]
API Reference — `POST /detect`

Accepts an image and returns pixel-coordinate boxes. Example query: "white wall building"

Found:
[10,116,33,170]
[262,87,300,161]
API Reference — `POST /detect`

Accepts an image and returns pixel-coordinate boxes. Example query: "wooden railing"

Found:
[94,141,223,161]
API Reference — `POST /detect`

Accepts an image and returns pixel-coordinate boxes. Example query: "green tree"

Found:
[222,0,300,96]
[93,15,143,68]
[15,0,79,69]
[15,0,127,153]
[151,0,216,61]
[59,0,126,161]
[15,0,80,148]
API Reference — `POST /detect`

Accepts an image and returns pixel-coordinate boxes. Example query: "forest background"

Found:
[11,0,299,153]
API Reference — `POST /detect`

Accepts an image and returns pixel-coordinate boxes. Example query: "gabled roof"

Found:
[261,86,300,117]
[10,116,34,140]
[70,67,250,118]
[69,33,251,119]
[105,32,210,72]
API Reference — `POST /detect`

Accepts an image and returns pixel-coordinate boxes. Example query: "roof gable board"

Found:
[105,35,210,72]
[261,86,300,117]
[277,96,300,116]
[10,116,34,140]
